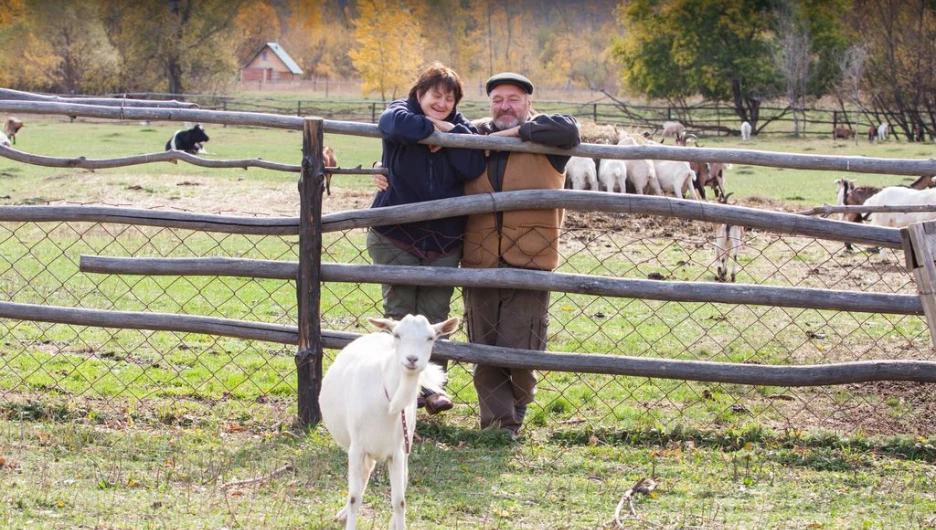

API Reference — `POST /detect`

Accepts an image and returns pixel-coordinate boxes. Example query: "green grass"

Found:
[1,416,935,529]
[1,118,936,528]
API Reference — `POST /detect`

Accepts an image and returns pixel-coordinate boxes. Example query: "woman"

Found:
[367,62,486,414]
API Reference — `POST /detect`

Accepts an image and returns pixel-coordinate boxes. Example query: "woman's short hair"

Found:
[408,62,464,104]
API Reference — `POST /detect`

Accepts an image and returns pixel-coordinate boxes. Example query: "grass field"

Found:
[1,116,936,528]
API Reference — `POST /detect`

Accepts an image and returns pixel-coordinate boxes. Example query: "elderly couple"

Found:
[368,62,580,437]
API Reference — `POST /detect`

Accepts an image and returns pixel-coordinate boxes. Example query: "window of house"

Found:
[262,51,268,61]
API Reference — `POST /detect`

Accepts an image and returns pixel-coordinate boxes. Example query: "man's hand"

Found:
[488,125,520,138]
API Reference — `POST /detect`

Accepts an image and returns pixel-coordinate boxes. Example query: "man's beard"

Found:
[493,110,524,130]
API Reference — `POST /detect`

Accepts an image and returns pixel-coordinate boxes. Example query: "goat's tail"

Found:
[419,363,447,395]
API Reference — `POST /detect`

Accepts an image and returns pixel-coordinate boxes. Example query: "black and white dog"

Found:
[165,124,209,155]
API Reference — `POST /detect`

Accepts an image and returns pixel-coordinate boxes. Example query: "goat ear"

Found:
[368,317,397,333]
[432,316,460,339]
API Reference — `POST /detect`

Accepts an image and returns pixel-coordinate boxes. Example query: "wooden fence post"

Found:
[902,220,936,348]
[295,117,325,428]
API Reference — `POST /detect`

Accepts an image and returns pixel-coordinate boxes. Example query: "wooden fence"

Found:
[2,89,936,430]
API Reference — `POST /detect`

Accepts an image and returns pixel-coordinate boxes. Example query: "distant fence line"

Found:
[2,99,935,177]
[7,85,923,139]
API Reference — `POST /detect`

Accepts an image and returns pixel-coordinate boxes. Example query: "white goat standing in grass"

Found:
[740,121,752,141]
[320,314,459,530]
[714,193,743,282]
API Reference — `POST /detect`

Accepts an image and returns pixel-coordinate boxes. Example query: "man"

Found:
[461,72,580,436]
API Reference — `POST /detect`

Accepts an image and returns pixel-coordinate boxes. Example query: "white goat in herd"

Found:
[615,133,663,195]
[566,156,599,191]
[320,314,459,530]
[862,186,936,228]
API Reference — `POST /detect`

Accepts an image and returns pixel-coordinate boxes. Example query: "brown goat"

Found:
[3,117,23,144]
[833,126,854,140]
[323,146,337,195]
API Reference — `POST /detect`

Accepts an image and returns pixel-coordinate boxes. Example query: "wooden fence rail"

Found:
[3,300,935,387]
[79,257,923,316]
[2,99,935,176]
[0,192,906,248]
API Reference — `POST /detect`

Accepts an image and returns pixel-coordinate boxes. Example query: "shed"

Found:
[241,43,304,83]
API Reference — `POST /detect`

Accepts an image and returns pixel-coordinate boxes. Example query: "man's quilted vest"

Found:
[462,152,565,271]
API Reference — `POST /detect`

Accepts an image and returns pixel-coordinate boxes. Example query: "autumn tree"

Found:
[410,0,482,79]
[0,0,26,88]
[234,2,281,67]
[536,2,617,91]
[776,11,811,136]
[851,0,936,141]
[612,0,784,128]
[350,0,425,100]
[99,0,248,94]
[15,0,120,93]
[280,0,355,79]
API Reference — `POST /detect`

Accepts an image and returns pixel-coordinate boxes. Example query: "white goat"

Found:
[660,121,687,144]
[740,121,752,141]
[863,186,936,228]
[0,131,10,147]
[616,131,663,195]
[566,156,599,191]
[714,193,743,282]
[877,123,889,142]
[654,160,700,199]
[598,158,627,193]
[320,314,459,530]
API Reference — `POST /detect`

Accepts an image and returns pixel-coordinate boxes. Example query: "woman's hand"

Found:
[427,117,455,132]
[426,117,453,152]
[373,173,389,191]
[372,162,389,191]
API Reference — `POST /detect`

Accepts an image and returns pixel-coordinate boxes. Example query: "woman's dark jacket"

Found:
[372,96,486,258]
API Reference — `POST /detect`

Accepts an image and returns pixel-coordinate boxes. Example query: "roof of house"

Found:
[247,42,303,75]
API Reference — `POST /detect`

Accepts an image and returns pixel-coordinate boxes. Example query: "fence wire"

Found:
[1,209,932,438]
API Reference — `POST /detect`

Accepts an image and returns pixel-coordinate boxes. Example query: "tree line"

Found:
[0,0,932,141]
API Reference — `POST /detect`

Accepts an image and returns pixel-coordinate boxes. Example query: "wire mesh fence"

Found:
[2,209,932,437]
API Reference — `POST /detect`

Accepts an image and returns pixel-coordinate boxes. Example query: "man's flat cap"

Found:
[485,72,534,95]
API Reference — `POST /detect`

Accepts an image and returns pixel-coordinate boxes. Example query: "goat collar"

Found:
[384,386,411,455]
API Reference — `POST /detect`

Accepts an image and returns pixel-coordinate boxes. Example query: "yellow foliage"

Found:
[0,0,24,27]
[234,2,281,65]
[350,0,426,100]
